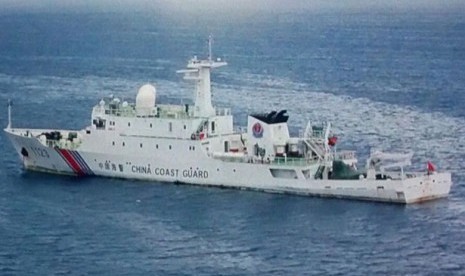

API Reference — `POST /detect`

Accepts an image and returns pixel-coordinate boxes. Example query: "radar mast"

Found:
[177,35,227,117]
[7,99,12,130]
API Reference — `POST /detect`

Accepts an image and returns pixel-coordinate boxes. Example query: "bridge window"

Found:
[93,119,106,130]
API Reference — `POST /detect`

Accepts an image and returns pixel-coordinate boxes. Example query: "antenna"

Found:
[7,99,12,129]
[176,35,227,117]
[208,34,213,62]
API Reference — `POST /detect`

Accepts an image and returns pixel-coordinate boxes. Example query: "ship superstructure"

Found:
[4,38,452,203]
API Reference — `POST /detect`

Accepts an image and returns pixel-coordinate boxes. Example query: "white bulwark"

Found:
[4,38,452,204]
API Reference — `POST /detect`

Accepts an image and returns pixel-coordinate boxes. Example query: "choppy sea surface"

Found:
[0,11,464,275]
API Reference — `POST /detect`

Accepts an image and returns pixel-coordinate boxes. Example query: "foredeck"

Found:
[6,128,83,150]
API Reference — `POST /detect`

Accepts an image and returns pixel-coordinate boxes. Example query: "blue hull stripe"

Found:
[69,150,94,175]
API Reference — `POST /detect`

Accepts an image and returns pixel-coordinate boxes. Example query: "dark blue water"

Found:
[1,10,465,275]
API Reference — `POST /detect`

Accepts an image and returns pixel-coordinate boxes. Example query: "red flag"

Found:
[328,136,338,147]
[427,161,436,172]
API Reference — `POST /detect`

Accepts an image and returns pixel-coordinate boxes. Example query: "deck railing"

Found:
[272,156,316,167]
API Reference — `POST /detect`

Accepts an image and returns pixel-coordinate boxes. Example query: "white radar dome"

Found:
[136,83,156,116]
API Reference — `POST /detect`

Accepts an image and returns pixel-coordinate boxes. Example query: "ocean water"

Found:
[0,10,465,275]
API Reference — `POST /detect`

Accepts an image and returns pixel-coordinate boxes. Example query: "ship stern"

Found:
[401,172,452,203]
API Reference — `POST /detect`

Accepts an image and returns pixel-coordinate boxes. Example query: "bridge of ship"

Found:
[101,101,231,120]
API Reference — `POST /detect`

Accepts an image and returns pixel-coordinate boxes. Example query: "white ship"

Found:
[4,38,452,204]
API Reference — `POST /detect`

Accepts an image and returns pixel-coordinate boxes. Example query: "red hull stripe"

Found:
[57,149,84,176]
[55,148,75,173]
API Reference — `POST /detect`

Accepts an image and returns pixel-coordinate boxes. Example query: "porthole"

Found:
[169,145,172,150]
[123,142,125,147]
[128,122,131,127]
[112,141,115,146]
[140,143,143,148]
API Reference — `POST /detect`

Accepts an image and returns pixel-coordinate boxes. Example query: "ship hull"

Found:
[5,128,452,204]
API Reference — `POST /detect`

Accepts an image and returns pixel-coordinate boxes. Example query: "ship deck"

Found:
[211,151,319,167]
[99,103,231,120]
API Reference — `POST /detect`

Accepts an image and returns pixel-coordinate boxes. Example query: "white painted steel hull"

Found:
[5,128,452,204]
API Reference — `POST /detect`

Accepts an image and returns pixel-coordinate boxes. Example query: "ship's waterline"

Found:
[4,38,452,204]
